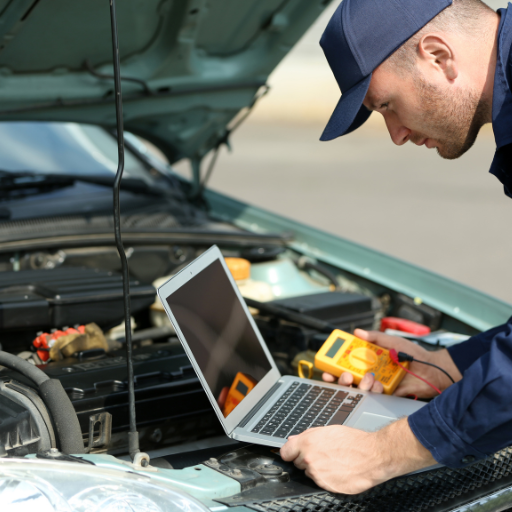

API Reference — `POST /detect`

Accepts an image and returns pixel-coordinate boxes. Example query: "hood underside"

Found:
[0,0,330,163]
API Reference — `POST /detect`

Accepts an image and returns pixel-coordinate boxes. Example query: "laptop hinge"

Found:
[239,380,283,428]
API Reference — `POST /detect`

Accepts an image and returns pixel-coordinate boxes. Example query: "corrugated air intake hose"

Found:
[0,351,84,454]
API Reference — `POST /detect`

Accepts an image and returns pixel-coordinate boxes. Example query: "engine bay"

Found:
[0,237,478,459]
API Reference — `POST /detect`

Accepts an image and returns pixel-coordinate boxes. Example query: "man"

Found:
[280,0,512,495]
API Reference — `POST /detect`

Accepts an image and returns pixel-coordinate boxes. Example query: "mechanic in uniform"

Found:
[280,0,512,495]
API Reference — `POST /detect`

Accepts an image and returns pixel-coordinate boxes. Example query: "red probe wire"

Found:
[389,349,442,395]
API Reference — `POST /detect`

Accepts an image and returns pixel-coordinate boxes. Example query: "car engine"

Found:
[0,239,409,457]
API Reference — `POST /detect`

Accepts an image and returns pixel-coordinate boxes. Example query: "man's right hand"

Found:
[322,328,463,398]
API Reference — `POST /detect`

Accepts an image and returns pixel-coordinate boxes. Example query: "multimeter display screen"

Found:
[236,380,249,396]
[326,337,344,358]
[166,259,272,416]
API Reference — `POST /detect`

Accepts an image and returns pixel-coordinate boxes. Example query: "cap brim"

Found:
[320,74,372,141]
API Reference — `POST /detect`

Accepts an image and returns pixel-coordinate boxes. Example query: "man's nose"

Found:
[384,116,411,146]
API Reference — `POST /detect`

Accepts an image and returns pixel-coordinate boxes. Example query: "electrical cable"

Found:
[395,351,456,384]
[409,358,456,384]
[389,349,443,395]
[108,0,139,461]
[83,59,153,96]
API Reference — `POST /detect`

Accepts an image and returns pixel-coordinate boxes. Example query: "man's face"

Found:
[363,64,487,160]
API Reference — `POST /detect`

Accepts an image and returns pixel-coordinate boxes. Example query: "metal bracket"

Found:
[86,412,112,453]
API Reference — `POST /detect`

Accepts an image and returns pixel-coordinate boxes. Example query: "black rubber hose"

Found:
[297,258,340,291]
[0,351,84,454]
[244,298,337,333]
[39,379,85,454]
[0,351,49,386]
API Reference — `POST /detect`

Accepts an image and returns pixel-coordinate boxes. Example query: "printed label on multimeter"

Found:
[314,329,408,395]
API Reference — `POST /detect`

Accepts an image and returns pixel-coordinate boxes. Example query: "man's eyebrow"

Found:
[364,94,379,111]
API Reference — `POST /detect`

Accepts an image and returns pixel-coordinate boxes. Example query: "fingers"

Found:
[280,436,300,462]
[338,372,354,386]
[371,379,384,394]
[354,328,394,348]
[323,370,382,395]
[322,372,336,383]
[358,372,376,391]
[322,367,385,394]
[293,456,307,470]
[394,378,437,399]
[353,328,375,342]
[354,328,408,351]
[394,380,414,397]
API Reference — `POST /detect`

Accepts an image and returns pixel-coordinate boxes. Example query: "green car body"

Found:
[0,0,511,510]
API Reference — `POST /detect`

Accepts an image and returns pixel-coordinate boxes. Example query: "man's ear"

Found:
[418,34,458,81]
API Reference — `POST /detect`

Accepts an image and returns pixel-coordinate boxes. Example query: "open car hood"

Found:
[0,0,328,164]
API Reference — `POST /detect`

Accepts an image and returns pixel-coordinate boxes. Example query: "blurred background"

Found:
[178,0,512,305]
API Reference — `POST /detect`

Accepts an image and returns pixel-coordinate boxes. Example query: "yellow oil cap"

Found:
[225,257,250,281]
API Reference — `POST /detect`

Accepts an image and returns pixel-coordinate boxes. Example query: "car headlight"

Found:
[0,457,210,512]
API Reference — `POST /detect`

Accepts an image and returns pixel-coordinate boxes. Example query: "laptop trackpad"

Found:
[351,412,395,432]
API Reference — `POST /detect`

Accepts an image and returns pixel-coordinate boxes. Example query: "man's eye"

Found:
[380,102,389,110]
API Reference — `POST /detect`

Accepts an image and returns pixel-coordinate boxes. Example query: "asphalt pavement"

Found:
[177,119,512,306]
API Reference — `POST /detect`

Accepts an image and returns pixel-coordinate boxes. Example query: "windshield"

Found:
[0,121,157,182]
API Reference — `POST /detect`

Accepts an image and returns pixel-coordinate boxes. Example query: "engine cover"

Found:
[0,267,155,331]
[42,342,222,453]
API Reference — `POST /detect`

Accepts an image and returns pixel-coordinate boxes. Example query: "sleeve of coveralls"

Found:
[408,317,512,468]
[447,320,511,374]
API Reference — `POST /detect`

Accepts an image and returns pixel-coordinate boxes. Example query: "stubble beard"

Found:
[413,75,489,160]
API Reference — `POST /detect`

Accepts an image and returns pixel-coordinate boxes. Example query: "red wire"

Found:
[390,349,442,395]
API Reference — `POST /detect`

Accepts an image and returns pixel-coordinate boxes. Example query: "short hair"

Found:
[385,0,495,73]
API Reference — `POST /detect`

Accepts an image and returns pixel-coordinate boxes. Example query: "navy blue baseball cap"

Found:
[320,0,452,141]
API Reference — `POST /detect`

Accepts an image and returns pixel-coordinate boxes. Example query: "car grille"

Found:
[246,447,512,512]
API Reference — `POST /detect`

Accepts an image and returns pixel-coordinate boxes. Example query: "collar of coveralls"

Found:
[489,4,512,196]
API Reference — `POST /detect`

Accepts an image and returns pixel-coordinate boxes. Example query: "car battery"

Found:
[392,293,442,331]
[41,342,221,452]
[270,291,375,333]
[0,267,155,330]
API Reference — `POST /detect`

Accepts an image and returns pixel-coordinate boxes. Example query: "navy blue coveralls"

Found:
[408,5,512,468]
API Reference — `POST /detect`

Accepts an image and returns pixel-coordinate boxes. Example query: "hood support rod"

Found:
[108,0,149,467]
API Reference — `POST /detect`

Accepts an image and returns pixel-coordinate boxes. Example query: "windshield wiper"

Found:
[0,171,175,200]
[0,172,74,200]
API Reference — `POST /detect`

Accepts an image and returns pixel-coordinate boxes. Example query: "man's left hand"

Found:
[280,417,436,495]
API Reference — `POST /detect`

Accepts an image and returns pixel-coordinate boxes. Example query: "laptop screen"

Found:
[166,258,273,417]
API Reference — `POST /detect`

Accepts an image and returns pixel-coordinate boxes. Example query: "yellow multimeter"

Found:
[222,372,257,417]
[314,329,408,395]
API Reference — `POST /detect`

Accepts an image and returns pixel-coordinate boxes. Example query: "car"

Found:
[1,1,512,511]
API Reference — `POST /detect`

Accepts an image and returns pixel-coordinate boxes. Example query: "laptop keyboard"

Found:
[251,382,362,439]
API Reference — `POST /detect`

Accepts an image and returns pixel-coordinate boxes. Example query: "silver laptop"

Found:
[157,245,425,448]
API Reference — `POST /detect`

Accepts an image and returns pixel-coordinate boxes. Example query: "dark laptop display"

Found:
[166,259,272,416]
